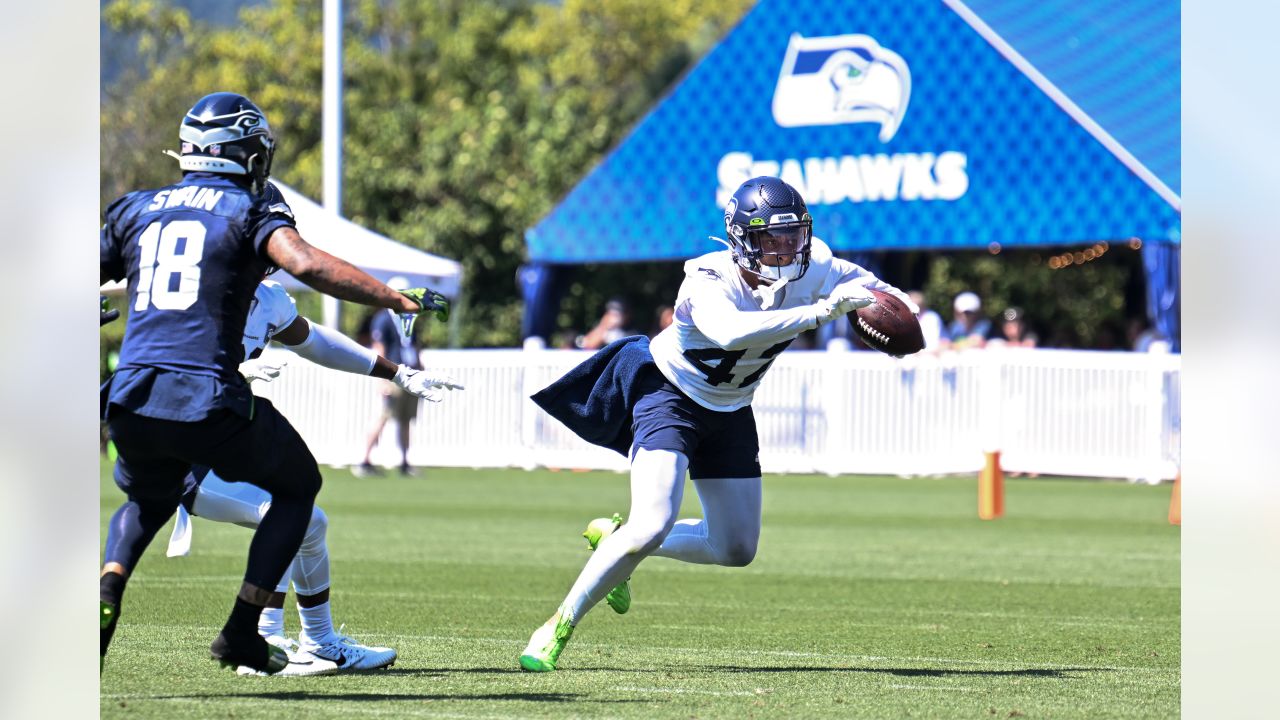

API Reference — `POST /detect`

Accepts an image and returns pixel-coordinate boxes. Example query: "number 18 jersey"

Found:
[649,238,897,412]
[100,173,295,421]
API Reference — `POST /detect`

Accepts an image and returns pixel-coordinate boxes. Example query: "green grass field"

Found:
[100,460,1179,719]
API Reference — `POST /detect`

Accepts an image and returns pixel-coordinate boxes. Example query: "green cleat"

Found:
[583,513,631,614]
[519,606,575,672]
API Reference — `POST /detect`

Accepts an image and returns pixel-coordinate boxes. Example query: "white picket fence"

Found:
[252,346,1181,481]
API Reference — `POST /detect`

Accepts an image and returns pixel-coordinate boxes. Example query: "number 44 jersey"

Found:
[648,237,909,412]
[100,173,296,421]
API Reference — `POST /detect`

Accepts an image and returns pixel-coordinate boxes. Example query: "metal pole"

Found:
[321,0,343,328]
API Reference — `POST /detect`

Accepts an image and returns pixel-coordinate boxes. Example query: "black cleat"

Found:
[210,628,289,675]
[100,600,120,673]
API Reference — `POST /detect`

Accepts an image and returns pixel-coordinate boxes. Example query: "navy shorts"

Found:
[108,398,321,509]
[630,379,761,480]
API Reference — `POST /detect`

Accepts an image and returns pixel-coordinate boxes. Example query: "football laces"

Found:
[856,316,889,346]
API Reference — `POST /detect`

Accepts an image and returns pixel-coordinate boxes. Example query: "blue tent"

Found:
[522,0,1179,349]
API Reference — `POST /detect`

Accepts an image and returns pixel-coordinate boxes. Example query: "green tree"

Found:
[102,0,752,347]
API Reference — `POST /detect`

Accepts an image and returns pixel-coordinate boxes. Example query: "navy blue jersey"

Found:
[101,173,295,421]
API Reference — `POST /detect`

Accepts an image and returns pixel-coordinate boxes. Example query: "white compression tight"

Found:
[191,472,331,596]
[563,447,762,622]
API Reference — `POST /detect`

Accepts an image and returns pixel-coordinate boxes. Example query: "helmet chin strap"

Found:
[752,277,790,310]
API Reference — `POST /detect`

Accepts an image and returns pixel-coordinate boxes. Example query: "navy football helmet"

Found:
[174,92,275,194]
[723,176,813,283]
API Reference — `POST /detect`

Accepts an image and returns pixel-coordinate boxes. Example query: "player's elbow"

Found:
[702,327,753,351]
[264,227,322,279]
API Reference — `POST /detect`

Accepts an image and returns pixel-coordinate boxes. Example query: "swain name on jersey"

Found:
[147,186,226,213]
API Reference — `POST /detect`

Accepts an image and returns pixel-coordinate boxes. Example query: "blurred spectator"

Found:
[576,298,639,349]
[1093,321,1126,351]
[1127,318,1170,353]
[354,309,376,348]
[943,291,990,349]
[908,290,943,350]
[356,276,423,477]
[989,306,1038,348]
[650,304,675,337]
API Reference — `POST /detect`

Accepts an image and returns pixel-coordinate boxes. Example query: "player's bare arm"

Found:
[264,226,420,314]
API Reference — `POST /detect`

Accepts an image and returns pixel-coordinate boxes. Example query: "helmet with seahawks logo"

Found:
[174,92,275,194]
[723,176,813,283]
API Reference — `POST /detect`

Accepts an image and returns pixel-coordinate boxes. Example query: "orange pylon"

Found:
[1168,471,1181,525]
[979,451,1004,520]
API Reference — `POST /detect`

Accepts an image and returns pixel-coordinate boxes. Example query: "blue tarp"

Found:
[524,0,1179,344]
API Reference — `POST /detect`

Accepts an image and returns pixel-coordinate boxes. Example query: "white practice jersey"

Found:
[649,238,908,412]
[241,279,299,358]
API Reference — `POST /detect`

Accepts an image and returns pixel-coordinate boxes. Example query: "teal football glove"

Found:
[399,288,450,323]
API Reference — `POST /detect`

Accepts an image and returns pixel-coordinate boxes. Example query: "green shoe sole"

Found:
[519,654,556,672]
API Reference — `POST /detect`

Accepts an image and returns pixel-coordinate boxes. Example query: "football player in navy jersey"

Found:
[518,177,917,671]
[163,278,461,676]
[99,92,448,675]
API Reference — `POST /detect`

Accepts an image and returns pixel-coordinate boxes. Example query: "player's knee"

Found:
[721,540,757,567]
[304,506,328,545]
[622,518,675,555]
[302,467,323,499]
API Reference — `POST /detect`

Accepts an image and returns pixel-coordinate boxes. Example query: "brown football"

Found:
[850,289,925,356]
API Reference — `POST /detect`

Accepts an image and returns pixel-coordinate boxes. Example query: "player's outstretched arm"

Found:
[271,316,463,399]
[264,227,420,314]
[828,257,918,313]
[691,289,822,351]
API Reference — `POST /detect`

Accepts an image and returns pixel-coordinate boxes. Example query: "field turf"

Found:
[100,460,1179,719]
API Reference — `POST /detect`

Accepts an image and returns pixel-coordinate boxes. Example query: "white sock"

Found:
[258,606,286,639]
[297,600,336,647]
[563,448,687,621]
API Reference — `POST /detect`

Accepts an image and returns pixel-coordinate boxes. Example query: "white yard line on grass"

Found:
[614,686,760,697]
[889,683,984,693]
[99,695,522,720]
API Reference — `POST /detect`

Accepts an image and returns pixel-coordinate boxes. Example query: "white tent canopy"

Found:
[102,181,462,300]
[270,182,462,298]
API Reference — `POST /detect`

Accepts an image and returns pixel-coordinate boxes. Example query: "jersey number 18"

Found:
[134,220,207,311]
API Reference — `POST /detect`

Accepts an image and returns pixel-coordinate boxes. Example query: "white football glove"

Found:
[394,365,465,403]
[239,357,288,384]
[813,281,876,324]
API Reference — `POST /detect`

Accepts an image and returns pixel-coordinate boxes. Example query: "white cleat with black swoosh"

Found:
[298,628,396,671]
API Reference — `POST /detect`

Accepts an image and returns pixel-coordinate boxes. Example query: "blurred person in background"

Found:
[908,290,943,350]
[356,276,431,477]
[943,291,990,349]
[1127,317,1170,353]
[989,307,1038,348]
[576,298,639,349]
[649,304,675,338]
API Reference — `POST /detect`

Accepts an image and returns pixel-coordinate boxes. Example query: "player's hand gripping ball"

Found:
[850,289,925,356]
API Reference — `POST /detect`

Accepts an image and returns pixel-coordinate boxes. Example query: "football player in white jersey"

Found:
[519,176,916,671]
[168,278,462,676]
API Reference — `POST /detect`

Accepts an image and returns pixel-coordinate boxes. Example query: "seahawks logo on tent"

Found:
[771,33,911,142]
